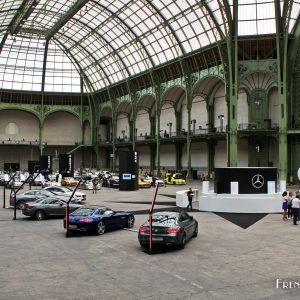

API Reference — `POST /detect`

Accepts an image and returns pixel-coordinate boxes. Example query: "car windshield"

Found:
[60,187,72,192]
[35,198,45,203]
[151,215,177,226]
[71,207,95,216]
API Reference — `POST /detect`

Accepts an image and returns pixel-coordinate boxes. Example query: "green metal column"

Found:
[185,75,192,179]
[156,111,161,177]
[274,0,290,181]
[39,40,49,157]
[154,84,161,177]
[150,116,155,138]
[176,111,182,135]
[226,0,238,167]
[39,124,43,156]
[111,107,117,173]
[207,139,215,177]
[131,93,138,151]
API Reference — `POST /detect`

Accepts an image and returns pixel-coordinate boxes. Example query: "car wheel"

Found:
[173,181,176,185]
[179,233,186,249]
[17,201,25,209]
[97,221,106,235]
[35,210,45,221]
[126,215,135,228]
[192,226,198,238]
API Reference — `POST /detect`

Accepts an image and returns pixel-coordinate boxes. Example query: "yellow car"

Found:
[138,178,151,188]
[164,173,186,185]
[61,177,78,186]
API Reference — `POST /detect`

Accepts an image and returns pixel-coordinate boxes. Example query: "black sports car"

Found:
[64,206,135,235]
[138,211,198,249]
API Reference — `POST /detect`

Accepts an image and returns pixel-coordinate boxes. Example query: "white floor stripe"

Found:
[174,274,186,281]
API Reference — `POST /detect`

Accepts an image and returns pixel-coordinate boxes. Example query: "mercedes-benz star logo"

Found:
[251,174,264,189]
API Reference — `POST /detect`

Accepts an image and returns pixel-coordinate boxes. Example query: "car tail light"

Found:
[25,205,33,209]
[139,226,149,233]
[63,216,66,221]
[166,228,180,234]
[79,218,93,223]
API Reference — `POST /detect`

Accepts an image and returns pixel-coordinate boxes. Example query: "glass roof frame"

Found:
[1,1,300,94]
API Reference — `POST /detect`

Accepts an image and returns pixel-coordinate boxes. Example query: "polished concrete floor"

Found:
[0,182,299,300]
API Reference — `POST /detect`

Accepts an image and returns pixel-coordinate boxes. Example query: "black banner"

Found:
[214,167,277,194]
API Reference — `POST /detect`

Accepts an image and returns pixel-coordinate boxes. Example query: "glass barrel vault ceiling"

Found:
[0,0,300,93]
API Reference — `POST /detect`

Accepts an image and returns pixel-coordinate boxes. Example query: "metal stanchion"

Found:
[12,173,40,220]
[65,179,81,237]
[149,183,159,254]
[3,173,16,209]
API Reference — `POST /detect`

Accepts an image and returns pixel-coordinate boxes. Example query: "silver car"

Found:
[22,197,82,221]
[9,189,58,209]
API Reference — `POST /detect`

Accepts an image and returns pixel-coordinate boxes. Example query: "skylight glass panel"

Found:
[44,43,81,93]
[0,36,44,91]
[238,0,276,35]
[289,1,300,32]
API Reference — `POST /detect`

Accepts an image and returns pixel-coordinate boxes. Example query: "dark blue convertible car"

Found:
[64,205,135,235]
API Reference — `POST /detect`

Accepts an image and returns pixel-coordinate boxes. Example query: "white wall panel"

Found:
[136,110,150,136]
[83,121,91,144]
[99,148,108,169]
[0,146,39,170]
[214,140,227,167]
[136,145,150,168]
[191,96,207,129]
[160,104,176,133]
[214,86,227,129]
[181,142,208,169]
[0,110,39,142]
[160,144,176,168]
[237,92,248,125]
[99,124,108,141]
[238,139,248,167]
[181,96,188,131]
[116,114,129,139]
[43,112,81,145]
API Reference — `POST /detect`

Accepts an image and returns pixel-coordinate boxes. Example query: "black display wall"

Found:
[28,160,40,174]
[214,167,277,194]
[59,154,74,177]
[4,163,19,172]
[119,151,139,191]
[40,155,52,175]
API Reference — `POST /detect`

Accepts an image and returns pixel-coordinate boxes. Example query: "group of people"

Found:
[282,191,300,225]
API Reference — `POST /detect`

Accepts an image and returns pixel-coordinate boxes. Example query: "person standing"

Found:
[291,194,300,225]
[92,177,98,194]
[287,191,293,220]
[186,188,194,211]
[281,191,288,220]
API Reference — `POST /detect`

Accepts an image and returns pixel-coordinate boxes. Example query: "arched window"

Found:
[5,122,19,135]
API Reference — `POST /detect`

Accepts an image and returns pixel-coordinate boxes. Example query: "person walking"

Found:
[186,187,194,211]
[291,194,300,225]
[282,191,288,220]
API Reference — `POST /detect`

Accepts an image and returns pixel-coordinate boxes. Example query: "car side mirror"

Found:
[190,216,193,220]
